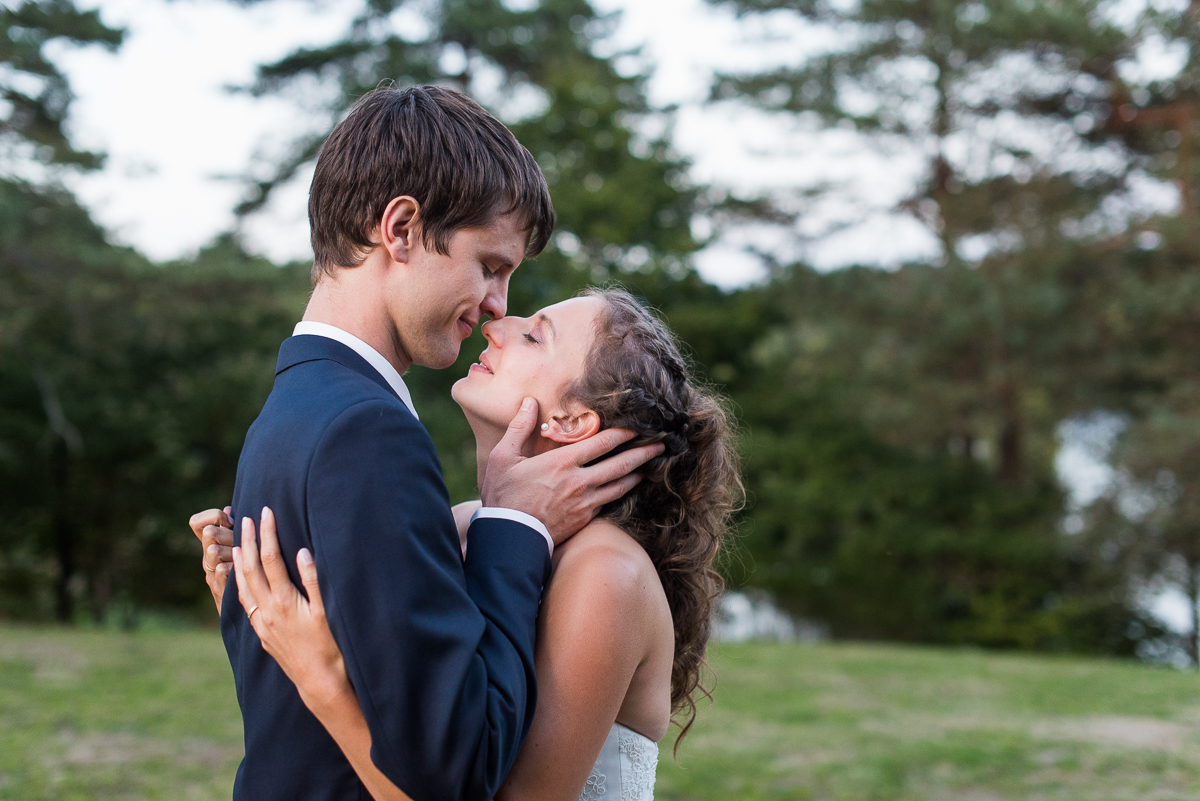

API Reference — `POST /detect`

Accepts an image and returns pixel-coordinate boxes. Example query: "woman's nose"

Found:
[481,318,504,347]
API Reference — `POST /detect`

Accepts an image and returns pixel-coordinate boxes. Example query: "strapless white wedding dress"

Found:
[576,722,659,801]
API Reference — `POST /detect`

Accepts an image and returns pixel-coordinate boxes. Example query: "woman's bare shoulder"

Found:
[551,519,659,603]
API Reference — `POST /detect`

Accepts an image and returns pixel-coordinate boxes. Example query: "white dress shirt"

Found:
[292,321,553,555]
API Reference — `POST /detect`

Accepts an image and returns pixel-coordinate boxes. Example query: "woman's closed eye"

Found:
[523,331,541,344]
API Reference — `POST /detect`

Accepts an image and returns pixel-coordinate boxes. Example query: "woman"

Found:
[192,288,740,800]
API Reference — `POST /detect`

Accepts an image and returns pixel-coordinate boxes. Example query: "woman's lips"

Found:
[470,352,496,375]
[468,362,492,375]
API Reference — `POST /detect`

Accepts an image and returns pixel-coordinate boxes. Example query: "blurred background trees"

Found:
[3,0,1200,661]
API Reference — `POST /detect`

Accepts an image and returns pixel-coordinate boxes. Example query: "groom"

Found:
[214,86,660,801]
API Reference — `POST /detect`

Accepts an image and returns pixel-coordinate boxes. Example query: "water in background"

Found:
[713,590,825,642]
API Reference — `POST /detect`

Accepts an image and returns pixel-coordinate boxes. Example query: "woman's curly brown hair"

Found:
[562,288,742,746]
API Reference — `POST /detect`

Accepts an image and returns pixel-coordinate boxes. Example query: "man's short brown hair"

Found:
[308,84,554,279]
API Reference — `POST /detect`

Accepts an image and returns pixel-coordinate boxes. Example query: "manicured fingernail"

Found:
[298,548,313,566]
[521,397,534,412]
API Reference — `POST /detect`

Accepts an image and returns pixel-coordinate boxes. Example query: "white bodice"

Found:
[577,722,658,801]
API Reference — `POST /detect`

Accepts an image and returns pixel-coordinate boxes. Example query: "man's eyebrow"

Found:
[481,251,517,271]
[533,312,557,340]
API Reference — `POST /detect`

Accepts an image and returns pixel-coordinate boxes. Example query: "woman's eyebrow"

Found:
[533,312,557,340]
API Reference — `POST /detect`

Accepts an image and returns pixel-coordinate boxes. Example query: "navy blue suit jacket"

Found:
[222,334,551,801]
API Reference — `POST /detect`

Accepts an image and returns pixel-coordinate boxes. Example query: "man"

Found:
[191,85,660,801]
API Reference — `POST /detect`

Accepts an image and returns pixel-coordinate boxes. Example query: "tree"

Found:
[704,0,1167,485]
[1075,209,1200,663]
[0,180,310,622]
[0,0,122,171]
[237,0,697,277]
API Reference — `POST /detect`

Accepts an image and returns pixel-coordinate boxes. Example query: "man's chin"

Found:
[414,343,462,371]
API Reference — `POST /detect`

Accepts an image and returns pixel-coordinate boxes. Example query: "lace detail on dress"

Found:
[576,723,656,801]
[617,727,658,801]
[579,765,607,800]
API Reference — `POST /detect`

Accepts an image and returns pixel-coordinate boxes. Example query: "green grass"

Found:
[660,642,1200,800]
[2,627,1199,800]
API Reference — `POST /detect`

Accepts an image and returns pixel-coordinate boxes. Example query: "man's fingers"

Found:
[589,472,644,510]
[583,441,664,486]
[495,397,540,458]
[189,509,225,540]
[205,543,233,570]
[211,562,231,603]
[257,507,290,590]
[296,549,325,617]
[560,427,637,467]
[203,524,235,548]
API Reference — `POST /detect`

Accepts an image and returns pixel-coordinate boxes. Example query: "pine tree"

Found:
[0,0,122,171]
[705,0,1162,485]
[236,0,697,277]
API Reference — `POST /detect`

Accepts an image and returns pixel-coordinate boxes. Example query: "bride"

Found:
[192,288,740,801]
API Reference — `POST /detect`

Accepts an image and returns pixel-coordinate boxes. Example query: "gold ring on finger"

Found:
[248,605,260,621]
[204,562,216,574]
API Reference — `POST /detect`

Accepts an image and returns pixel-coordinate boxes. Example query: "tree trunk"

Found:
[929,55,960,267]
[37,369,83,623]
[997,375,1023,483]
[998,416,1022,483]
[51,442,74,623]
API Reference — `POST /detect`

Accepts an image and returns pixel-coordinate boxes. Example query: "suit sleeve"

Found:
[307,399,551,801]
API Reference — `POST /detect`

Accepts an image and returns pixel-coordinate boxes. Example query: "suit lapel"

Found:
[276,335,402,403]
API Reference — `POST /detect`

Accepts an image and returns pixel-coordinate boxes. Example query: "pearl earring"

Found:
[540,423,549,431]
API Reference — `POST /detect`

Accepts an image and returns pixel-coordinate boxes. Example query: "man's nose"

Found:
[481,279,508,322]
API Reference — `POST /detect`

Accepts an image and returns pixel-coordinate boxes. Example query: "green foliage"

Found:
[707,0,1145,254]
[1,0,1196,666]
[0,0,123,170]
[697,0,1200,656]
[0,179,309,621]
[238,0,697,274]
[666,266,1146,653]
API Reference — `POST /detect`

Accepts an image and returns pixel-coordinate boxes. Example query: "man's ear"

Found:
[380,196,421,264]
[542,409,601,444]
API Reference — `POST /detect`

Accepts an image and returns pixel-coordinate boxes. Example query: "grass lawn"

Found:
[2,626,1199,800]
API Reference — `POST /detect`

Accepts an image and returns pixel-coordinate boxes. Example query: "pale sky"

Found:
[49,0,935,289]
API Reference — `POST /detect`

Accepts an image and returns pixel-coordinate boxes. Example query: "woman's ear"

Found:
[542,409,601,444]
[380,196,421,264]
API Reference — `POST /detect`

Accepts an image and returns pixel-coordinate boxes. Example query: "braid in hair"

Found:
[562,288,742,747]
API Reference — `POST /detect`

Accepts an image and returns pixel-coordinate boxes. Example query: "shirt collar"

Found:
[292,321,418,420]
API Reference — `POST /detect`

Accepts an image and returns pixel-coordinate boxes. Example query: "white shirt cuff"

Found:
[470,507,553,556]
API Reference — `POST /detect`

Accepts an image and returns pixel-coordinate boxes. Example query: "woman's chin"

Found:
[452,383,493,423]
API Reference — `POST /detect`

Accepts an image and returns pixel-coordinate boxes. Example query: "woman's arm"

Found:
[451,500,482,558]
[230,510,653,801]
[232,510,413,801]
[496,534,653,801]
